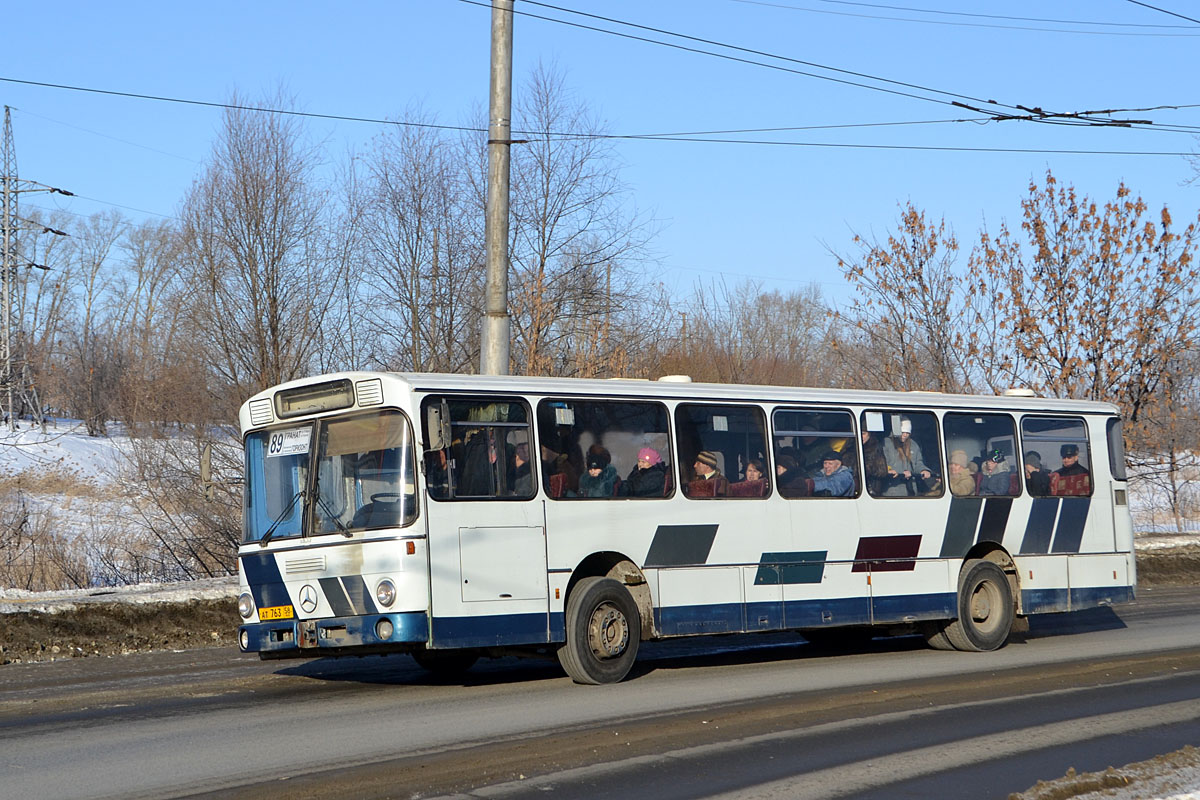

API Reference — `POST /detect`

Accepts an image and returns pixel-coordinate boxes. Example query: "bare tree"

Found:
[357,110,482,372]
[659,280,836,386]
[970,171,1200,437]
[56,210,128,435]
[179,92,341,414]
[505,63,654,376]
[834,203,973,392]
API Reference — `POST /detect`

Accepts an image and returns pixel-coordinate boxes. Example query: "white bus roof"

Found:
[240,371,1120,433]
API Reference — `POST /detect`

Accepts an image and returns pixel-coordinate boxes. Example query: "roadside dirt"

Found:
[0,547,1194,666]
[1,598,237,665]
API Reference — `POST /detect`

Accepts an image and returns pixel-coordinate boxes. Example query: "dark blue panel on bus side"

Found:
[431,612,549,649]
[940,497,982,557]
[1051,498,1091,553]
[1020,498,1060,554]
[976,498,1013,544]
[644,524,719,567]
[754,551,827,585]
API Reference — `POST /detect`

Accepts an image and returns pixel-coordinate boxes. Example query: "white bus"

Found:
[235,372,1134,684]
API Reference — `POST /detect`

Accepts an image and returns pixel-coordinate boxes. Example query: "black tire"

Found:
[921,622,956,651]
[411,647,479,675]
[942,559,1014,652]
[557,577,641,685]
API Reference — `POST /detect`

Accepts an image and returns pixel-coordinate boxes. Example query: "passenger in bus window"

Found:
[579,450,619,497]
[796,427,826,475]
[775,454,812,497]
[948,450,975,496]
[1024,451,1051,496]
[691,450,730,496]
[979,449,1014,496]
[1051,444,1091,496]
[619,447,667,497]
[730,458,768,497]
[883,417,931,496]
[511,442,533,496]
[811,451,854,497]
[861,430,888,496]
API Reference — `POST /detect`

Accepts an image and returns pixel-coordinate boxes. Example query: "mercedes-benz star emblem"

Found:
[299,584,319,614]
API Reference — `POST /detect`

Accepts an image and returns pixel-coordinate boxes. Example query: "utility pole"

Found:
[1,107,67,432]
[480,0,515,376]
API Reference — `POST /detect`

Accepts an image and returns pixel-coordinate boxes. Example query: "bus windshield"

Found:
[243,410,417,544]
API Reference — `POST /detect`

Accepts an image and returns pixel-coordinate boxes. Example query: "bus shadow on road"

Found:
[269,611,1125,687]
[1018,606,1128,641]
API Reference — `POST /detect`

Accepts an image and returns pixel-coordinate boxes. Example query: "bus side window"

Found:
[772,408,858,499]
[675,404,770,500]
[942,412,1019,497]
[1020,416,1092,497]
[535,399,672,499]
[421,396,535,501]
[861,410,944,498]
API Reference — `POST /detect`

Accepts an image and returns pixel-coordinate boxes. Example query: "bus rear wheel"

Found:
[940,559,1014,652]
[558,577,641,684]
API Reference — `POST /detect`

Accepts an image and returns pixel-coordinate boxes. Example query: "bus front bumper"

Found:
[239,611,429,657]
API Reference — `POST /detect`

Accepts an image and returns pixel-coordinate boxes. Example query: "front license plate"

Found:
[259,605,294,620]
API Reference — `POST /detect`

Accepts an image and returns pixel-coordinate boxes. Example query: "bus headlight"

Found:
[375,618,395,640]
[238,592,255,619]
[375,579,397,608]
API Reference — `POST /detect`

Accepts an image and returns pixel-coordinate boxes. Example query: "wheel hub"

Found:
[588,602,629,658]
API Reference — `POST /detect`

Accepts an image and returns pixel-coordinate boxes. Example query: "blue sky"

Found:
[3,1,1197,305]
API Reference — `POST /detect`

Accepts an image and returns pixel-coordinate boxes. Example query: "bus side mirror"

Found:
[426,402,451,451]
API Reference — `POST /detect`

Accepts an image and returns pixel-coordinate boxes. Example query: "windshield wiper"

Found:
[259,490,304,548]
[310,467,352,537]
[314,493,352,537]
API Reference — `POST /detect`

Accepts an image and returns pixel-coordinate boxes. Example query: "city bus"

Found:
[234,372,1135,684]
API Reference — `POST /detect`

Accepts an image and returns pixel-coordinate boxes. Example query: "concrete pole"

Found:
[480,0,514,376]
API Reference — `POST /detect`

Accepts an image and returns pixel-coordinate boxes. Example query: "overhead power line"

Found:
[1,77,1195,164]
[470,0,1198,131]
[1125,0,1200,26]
[807,0,1199,28]
[730,0,1200,36]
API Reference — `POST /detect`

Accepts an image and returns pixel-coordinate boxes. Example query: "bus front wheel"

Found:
[939,559,1014,652]
[558,577,641,684]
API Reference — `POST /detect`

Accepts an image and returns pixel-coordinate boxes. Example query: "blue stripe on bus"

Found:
[239,552,292,610]
[341,575,378,615]
[977,497,1013,544]
[431,612,550,649]
[644,524,720,567]
[240,611,429,653]
[746,601,784,630]
[1019,498,1059,554]
[754,551,828,585]
[1051,498,1091,553]
[1022,584,1133,615]
[869,591,957,622]
[940,497,981,558]
[319,577,354,616]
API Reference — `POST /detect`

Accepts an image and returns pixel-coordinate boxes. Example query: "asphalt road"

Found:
[2,586,1199,800]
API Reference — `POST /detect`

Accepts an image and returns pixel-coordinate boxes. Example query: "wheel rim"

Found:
[587,601,629,659]
[970,580,1002,634]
